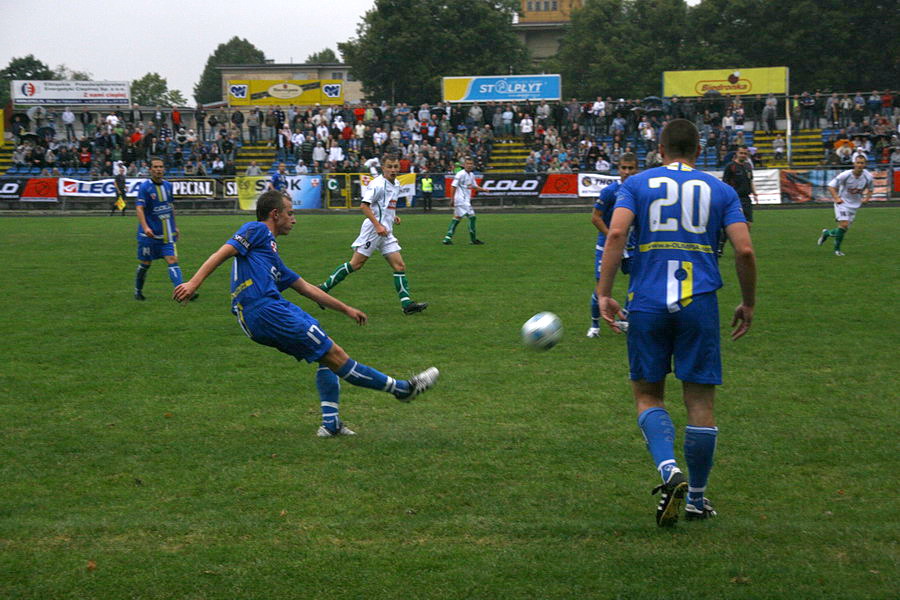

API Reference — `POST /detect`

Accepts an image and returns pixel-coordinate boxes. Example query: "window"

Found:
[527,1,533,10]
[551,0,557,9]
[544,1,550,10]
[346,72,357,82]
[331,72,344,80]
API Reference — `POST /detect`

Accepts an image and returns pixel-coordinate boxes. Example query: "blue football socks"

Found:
[590,292,601,329]
[135,263,150,292]
[167,263,183,287]
[638,406,680,483]
[684,425,718,509]
[316,366,341,431]
[336,358,411,398]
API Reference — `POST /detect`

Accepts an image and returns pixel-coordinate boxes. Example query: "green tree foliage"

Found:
[340,0,529,105]
[549,0,899,99]
[193,37,266,105]
[132,72,186,107]
[0,55,57,105]
[306,48,339,63]
[52,64,92,81]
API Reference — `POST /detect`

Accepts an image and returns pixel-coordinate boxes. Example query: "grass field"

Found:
[1,206,898,599]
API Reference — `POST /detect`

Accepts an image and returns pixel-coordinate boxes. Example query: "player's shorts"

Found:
[595,243,630,279]
[137,236,176,261]
[834,203,858,223]
[740,196,754,222]
[454,201,475,218]
[238,299,333,363]
[626,292,722,385]
[352,230,401,257]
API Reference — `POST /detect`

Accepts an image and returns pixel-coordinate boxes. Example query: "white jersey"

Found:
[361,175,399,231]
[828,169,873,209]
[452,169,478,204]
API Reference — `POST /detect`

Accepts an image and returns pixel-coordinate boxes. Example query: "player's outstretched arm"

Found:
[596,207,634,333]
[289,279,368,325]
[173,243,238,302]
[725,222,756,340]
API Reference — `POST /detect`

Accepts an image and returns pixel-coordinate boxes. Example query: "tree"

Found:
[306,48,339,63]
[339,0,528,105]
[193,36,266,105]
[53,64,92,81]
[132,72,186,107]
[0,54,57,106]
[547,0,690,99]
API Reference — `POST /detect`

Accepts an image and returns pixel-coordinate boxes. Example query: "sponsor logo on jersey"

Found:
[233,234,250,250]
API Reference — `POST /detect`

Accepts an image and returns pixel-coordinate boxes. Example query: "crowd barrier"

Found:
[0,168,895,210]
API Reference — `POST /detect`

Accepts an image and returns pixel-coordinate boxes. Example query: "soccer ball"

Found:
[521,312,563,350]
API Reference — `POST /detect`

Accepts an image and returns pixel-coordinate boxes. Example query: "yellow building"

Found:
[514,0,583,63]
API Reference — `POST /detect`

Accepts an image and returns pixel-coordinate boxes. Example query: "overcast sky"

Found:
[0,0,376,102]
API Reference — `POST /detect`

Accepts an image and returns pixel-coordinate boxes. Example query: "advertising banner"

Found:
[578,173,621,197]
[443,173,579,199]
[58,177,146,197]
[224,179,238,198]
[236,176,323,210]
[12,80,130,105]
[662,67,788,97]
[228,80,343,106]
[20,178,58,201]
[705,169,782,204]
[442,75,561,103]
[168,179,216,198]
[780,168,889,203]
[0,178,23,200]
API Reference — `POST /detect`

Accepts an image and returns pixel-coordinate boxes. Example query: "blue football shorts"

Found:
[238,299,334,363]
[626,292,722,385]
[137,236,177,261]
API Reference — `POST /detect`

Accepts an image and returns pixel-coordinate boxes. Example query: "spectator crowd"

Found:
[7,89,900,179]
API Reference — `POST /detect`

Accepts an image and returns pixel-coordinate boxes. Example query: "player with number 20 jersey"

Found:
[616,162,746,317]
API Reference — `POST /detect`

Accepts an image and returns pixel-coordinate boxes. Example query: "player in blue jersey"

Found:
[172,190,439,437]
[268,162,289,192]
[596,119,757,527]
[134,157,194,301]
[587,153,637,338]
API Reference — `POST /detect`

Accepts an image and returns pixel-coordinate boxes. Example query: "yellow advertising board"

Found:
[228,80,344,106]
[663,67,788,97]
[0,109,5,146]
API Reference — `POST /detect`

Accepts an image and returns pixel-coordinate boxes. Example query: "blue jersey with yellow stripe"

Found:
[226,221,300,312]
[615,162,745,313]
[594,181,620,250]
[136,179,177,242]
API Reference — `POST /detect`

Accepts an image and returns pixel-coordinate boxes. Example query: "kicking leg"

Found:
[319,343,439,402]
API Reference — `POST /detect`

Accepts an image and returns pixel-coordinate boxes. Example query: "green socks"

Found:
[468,216,477,242]
[394,271,411,307]
[320,262,354,291]
[833,227,845,251]
[445,218,460,240]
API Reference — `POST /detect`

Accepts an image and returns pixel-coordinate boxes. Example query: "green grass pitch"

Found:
[1,207,897,599]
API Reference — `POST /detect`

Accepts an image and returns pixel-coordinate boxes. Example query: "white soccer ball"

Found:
[521,312,563,350]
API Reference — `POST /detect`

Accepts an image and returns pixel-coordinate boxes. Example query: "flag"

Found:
[397,173,416,198]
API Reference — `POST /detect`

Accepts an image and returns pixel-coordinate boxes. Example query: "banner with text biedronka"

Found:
[663,67,788,98]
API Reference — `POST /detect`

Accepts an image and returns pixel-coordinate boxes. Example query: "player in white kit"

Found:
[318,154,428,314]
[816,156,874,256]
[443,157,488,245]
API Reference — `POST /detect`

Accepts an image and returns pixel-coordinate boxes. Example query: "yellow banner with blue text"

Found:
[228,80,344,106]
[663,67,788,97]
